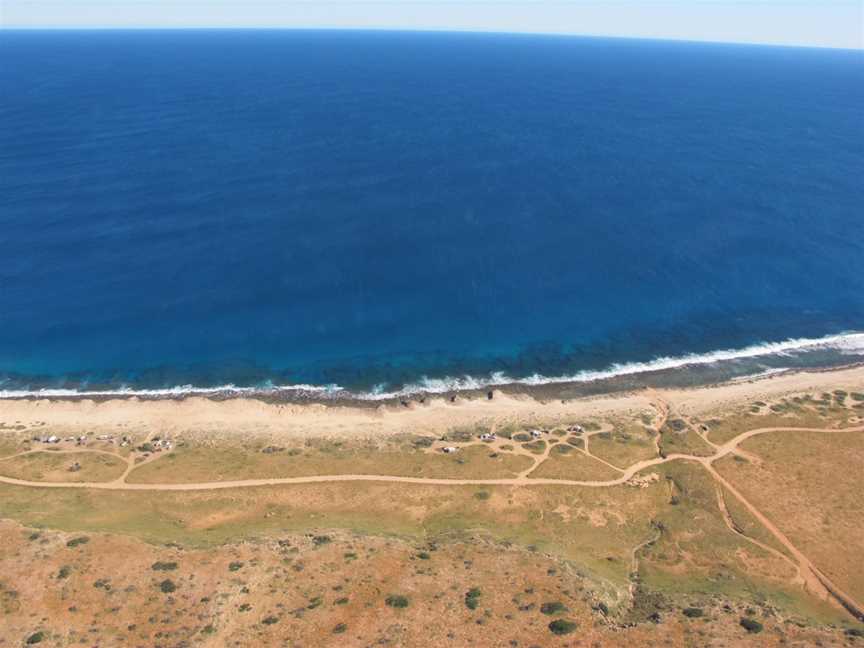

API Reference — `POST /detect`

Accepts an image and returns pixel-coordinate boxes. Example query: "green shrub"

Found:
[66,536,89,548]
[57,566,71,579]
[313,535,332,546]
[540,601,568,615]
[548,619,578,635]
[151,561,178,571]
[26,632,45,644]
[262,616,279,625]
[228,561,244,572]
[334,597,349,605]
[416,552,431,560]
[464,587,482,610]
[474,491,490,500]
[159,579,177,594]
[333,623,348,634]
[385,594,409,608]
[682,607,703,618]
[740,618,763,633]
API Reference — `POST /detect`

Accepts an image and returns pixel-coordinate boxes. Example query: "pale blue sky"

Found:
[1,1,862,49]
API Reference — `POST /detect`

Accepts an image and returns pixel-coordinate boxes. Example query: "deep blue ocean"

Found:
[1,31,863,396]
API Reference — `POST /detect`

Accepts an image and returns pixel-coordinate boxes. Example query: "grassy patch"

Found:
[589,424,657,468]
[127,441,532,483]
[658,428,714,458]
[715,429,864,604]
[529,451,621,481]
[0,451,126,483]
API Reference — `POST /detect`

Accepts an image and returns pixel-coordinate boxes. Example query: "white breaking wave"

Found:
[0,383,343,400]
[354,331,864,400]
[0,331,862,400]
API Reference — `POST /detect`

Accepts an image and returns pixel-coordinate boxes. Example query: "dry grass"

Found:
[589,423,658,468]
[701,394,855,445]
[0,451,126,483]
[528,449,623,481]
[715,429,864,603]
[127,441,533,483]
[658,428,714,457]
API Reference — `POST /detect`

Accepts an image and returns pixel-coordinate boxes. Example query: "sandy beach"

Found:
[3,364,863,441]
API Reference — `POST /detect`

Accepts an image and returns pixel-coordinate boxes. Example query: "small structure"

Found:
[441,446,459,454]
[69,462,81,472]
[479,433,496,442]
[530,430,542,439]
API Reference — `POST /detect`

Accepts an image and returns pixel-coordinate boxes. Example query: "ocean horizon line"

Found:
[1,27,860,53]
[2,330,862,401]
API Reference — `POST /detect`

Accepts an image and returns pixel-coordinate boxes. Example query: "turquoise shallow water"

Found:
[1,31,863,395]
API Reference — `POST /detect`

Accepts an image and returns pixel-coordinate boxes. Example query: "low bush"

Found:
[66,536,89,548]
[465,587,482,610]
[682,607,703,618]
[159,579,177,594]
[151,561,178,571]
[740,618,763,633]
[548,619,578,635]
[385,594,409,608]
[540,601,568,615]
